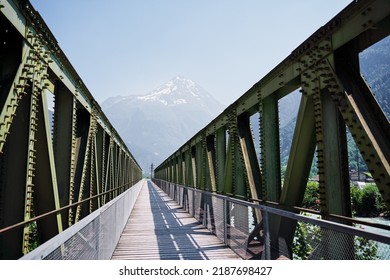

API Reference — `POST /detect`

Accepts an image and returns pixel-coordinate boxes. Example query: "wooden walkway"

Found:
[111,180,241,260]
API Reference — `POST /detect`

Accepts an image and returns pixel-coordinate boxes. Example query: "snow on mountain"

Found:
[101,76,224,172]
[134,76,218,110]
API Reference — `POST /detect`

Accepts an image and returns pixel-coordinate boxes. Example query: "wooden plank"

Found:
[111,181,241,260]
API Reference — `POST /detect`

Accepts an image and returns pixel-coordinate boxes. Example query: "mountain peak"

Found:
[136,76,209,106]
[171,75,195,87]
[101,76,224,171]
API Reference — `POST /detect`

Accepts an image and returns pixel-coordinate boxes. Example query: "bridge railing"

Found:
[20,179,144,260]
[153,179,390,260]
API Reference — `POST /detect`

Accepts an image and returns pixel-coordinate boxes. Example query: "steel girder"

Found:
[0,1,142,259]
[155,0,390,259]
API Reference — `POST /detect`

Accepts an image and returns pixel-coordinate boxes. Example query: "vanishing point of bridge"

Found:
[0,0,390,260]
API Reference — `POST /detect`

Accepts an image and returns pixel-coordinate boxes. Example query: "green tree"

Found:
[350,186,363,216]
[302,181,320,210]
[350,184,385,217]
[293,220,379,260]
[292,221,321,259]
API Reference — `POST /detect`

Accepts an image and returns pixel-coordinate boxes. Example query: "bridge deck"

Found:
[111,180,241,260]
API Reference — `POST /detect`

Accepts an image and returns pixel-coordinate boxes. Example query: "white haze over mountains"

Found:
[101,76,225,173]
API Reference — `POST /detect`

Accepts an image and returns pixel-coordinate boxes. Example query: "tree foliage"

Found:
[293,217,379,260]
[302,181,320,210]
[292,220,321,259]
[351,184,386,217]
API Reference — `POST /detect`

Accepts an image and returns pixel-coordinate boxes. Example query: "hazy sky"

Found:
[30,0,351,105]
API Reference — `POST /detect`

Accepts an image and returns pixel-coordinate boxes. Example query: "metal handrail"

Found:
[0,181,138,234]
[153,179,390,245]
[20,180,144,260]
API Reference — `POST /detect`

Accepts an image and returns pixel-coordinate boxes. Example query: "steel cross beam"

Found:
[155,0,390,259]
[0,0,142,259]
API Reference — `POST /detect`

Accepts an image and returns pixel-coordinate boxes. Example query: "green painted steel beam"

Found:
[0,42,30,153]
[260,94,281,202]
[223,133,234,195]
[53,83,75,230]
[34,90,63,246]
[237,113,262,201]
[234,134,247,198]
[332,43,390,208]
[184,149,191,186]
[89,125,98,213]
[191,146,197,188]
[206,135,217,192]
[74,112,92,223]
[236,114,264,232]
[95,125,104,208]
[0,91,30,259]
[316,90,351,216]
[280,94,316,206]
[276,93,317,259]
[313,89,353,260]
[215,127,226,193]
[196,140,206,189]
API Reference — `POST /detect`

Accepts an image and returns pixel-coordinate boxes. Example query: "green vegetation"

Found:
[28,222,40,252]
[302,181,320,210]
[292,221,379,260]
[292,218,321,260]
[354,235,378,260]
[291,182,384,259]
[301,181,386,217]
[351,184,386,217]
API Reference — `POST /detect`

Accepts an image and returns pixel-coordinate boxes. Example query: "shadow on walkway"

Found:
[147,181,236,260]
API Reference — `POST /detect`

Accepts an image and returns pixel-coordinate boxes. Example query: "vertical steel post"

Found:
[53,83,76,230]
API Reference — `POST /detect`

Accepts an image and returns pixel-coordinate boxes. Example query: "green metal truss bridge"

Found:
[0,0,389,260]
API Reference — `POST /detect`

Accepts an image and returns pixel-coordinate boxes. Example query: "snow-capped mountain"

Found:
[138,76,208,104]
[101,76,224,173]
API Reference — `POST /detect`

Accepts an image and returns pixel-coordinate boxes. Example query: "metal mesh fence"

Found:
[194,188,202,221]
[153,179,390,260]
[21,180,143,260]
[211,196,224,242]
[291,218,390,260]
[188,188,194,216]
